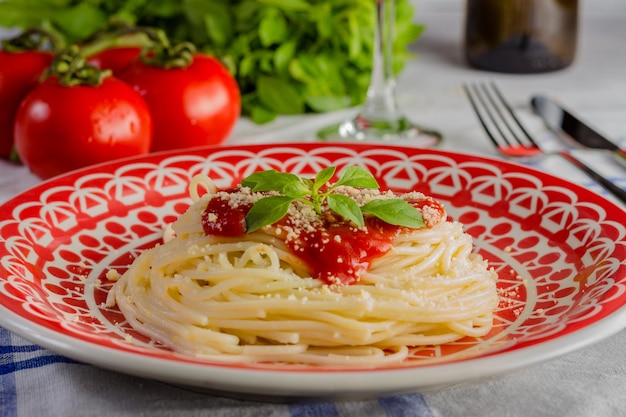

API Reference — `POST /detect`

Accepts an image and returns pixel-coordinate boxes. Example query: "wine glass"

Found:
[317,0,441,145]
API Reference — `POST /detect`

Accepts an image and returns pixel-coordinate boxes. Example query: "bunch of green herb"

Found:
[242,166,425,233]
[0,0,423,123]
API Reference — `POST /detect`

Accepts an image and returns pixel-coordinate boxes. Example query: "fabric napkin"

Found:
[2,327,625,417]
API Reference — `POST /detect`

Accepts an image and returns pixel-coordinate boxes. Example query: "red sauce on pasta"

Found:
[286,216,399,285]
[201,188,444,286]
[202,191,251,236]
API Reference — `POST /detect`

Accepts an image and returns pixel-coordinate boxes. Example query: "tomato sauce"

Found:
[201,189,443,286]
[202,193,250,236]
[284,216,400,285]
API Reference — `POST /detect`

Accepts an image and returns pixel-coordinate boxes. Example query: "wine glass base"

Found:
[317,115,442,147]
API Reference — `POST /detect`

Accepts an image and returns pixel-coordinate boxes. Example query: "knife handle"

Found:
[559,151,626,205]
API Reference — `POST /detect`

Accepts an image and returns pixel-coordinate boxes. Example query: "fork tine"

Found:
[462,83,501,150]
[488,81,541,148]
[478,83,527,147]
[465,82,626,203]
[464,82,542,158]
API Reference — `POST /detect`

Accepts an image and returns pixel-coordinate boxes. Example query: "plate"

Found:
[0,143,625,399]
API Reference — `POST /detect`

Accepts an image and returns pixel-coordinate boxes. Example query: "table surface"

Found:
[1,1,625,416]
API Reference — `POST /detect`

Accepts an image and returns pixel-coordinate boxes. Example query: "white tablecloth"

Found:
[1,1,625,416]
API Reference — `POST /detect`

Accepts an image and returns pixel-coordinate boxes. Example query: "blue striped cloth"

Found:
[2,325,625,417]
[1,328,439,417]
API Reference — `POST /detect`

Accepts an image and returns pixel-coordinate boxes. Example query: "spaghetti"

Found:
[107,172,498,366]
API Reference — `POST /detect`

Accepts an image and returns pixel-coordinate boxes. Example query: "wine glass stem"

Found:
[359,0,402,125]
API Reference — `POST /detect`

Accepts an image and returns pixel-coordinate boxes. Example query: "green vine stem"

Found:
[78,20,153,57]
[142,42,196,69]
[44,45,111,87]
[79,23,196,70]
[1,27,62,53]
[138,28,196,69]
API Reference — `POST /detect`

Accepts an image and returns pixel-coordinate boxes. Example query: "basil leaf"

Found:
[302,177,314,189]
[240,165,426,234]
[282,181,309,199]
[245,196,294,233]
[333,166,379,189]
[242,170,300,191]
[327,194,364,227]
[313,166,336,192]
[361,199,425,228]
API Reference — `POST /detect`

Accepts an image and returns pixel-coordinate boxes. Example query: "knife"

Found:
[530,95,626,163]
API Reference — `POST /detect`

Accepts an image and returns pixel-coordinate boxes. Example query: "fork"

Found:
[464,81,626,204]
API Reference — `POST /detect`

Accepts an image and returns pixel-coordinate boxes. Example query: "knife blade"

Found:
[530,95,626,162]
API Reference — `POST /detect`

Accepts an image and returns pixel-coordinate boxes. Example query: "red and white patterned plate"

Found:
[0,143,624,398]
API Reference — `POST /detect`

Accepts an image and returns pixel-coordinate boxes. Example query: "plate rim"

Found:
[1,301,624,396]
[1,142,624,397]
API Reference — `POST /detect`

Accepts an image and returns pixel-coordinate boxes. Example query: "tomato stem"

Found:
[45,45,112,87]
[2,28,62,54]
[140,29,196,69]
[78,23,196,69]
[78,20,153,58]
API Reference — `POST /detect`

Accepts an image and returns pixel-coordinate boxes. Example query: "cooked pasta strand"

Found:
[107,174,499,366]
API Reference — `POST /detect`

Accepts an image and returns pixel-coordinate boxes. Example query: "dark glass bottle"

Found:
[464,0,578,73]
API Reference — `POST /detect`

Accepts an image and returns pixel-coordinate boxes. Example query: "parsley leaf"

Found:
[0,0,422,123]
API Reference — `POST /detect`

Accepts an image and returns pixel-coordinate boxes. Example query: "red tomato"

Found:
[14,76,152,179]
[118,54,240,152]
[0,50,53,158]
[87,47,142,77]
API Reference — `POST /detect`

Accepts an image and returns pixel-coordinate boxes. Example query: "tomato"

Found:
[118,54,240,152]
[87,47,142,77]
[0,50,53,158]
[14,76,152,179]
